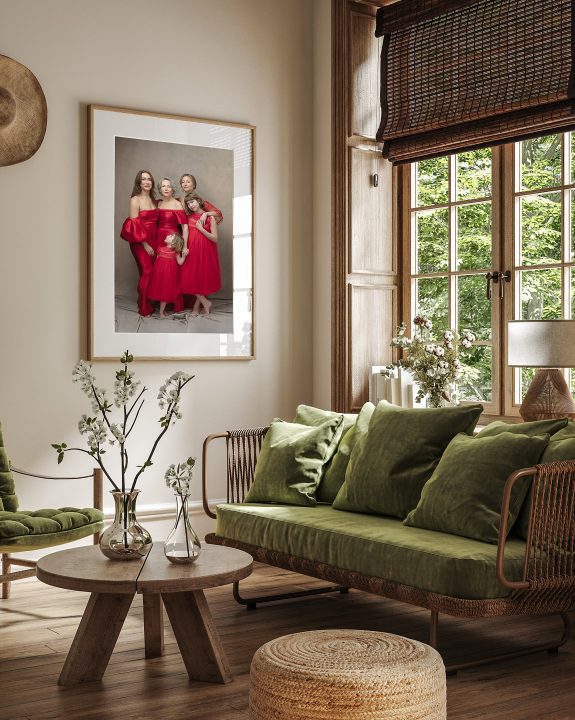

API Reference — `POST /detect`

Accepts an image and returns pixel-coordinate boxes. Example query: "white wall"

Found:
[0,0,329,540]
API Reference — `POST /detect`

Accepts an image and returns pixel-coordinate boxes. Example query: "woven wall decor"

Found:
[0,54,47,167]
[375,0,575,163]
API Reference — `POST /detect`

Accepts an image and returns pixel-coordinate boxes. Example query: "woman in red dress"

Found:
[181,193,221,316]
[156,178,188,312]
[180,173,223,225]
[120,170,158,317]
[147,232,186,318]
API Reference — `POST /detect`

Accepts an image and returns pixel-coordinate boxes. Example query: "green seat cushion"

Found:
[477,418,568,438]
[0,423,18,512]
[333,401,483,519]
[215,503,527,599]
[515,421,575,540]
[245,416,345,506]
[404,432,549,544]
[0,507,104,551]
[293,404,365,503]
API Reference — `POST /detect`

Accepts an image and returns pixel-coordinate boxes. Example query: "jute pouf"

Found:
[249,629,446,720]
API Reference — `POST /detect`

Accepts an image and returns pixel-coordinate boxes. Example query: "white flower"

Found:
[462,339,472,348]
[165,457,196,495]
[72,360,96,394]
[424,319,432,329]
[86,419,108,451]
[444,341,453,350]
[110,423,125,444]
[439,360,449,369]
[425,344,436,354]
[433,346,445,357]
[443,331,454,341]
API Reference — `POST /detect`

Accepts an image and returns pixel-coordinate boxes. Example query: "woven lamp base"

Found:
[520,368,575,421]
[249,629,446,720]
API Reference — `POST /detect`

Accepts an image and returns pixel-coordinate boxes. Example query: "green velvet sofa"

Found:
[201,417,575,671]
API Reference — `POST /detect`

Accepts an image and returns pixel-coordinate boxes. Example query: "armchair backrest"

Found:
[0,422,18,512]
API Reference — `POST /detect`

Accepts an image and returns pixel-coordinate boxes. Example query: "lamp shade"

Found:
[508,320,575,368]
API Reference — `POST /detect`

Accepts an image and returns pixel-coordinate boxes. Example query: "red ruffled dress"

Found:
[120,208,159,317]
[181,215,222,295]
[147,247,182,304]
[157,208,187,310]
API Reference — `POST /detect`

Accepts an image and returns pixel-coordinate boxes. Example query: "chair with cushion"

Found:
[0,422,104,598]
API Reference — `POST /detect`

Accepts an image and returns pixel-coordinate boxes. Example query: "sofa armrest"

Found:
[202,427,269,519]
[496,460,575,597]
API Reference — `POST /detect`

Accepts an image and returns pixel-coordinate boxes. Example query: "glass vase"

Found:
[164,492,201,563]
[99,489,152,561]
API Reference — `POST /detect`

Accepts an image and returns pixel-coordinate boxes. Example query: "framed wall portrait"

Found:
[88,105,254,360]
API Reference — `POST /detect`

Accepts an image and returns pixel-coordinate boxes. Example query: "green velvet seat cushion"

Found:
[215,503,527,599]
[477,418,568,438]
[318,402,375,504]
[0,507,104,551]
[333,401,483,519]
[245,416,344,506]
[0,423,18,512]
[293,404,364,503]
[515,421,575,540]
[404,432,549,543]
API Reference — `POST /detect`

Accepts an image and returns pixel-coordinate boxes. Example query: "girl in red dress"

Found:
[120,170,158,317]
[181,193,221,316]
[147,232,186,318]
[157,177,188,313]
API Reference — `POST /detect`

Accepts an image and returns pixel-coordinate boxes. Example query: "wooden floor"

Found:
[1,563,575,720]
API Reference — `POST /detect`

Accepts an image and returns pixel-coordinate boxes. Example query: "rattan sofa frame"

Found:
[202,427,575,672]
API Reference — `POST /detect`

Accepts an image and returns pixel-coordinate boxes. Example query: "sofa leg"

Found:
[1,554,11,599]
[232,580,349,610]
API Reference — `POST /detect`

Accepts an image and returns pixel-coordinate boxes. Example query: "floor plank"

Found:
[1,563,574,720]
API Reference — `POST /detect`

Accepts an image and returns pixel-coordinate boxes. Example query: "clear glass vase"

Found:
[164,492,201,563]
[99,489,152,561]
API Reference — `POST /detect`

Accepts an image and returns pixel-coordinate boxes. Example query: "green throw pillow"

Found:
[333,401,483,519]
[317,402,375,503]
[293,405,358,434]
[0,422,18,512]
[478,418,568,438]
[515,420,575,540]
[245,416,344,506]
[404,432,550,543]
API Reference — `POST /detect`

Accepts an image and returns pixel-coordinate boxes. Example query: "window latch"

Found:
[486,270,511,300]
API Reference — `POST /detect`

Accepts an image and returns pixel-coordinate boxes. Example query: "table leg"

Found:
[161,589,232,684]
[143,592,164,658]
[58,592,134,686]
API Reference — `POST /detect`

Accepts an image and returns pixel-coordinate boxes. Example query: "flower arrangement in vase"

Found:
[52,351,194,560]
[388,316,475,408]
[164,457,201,563]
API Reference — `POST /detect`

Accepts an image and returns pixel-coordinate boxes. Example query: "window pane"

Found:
[520,134,562,191]
[571,189,575,262]
[457,274,491,340]
[457,202,492,270]
[519,192,562,265]
[459,345,492,402]
[415,157,449,207]
[520,268,562,319]
[456,149,492,200]
[416,277,449,332]
[520,367,537,401]
[416,208,449,273]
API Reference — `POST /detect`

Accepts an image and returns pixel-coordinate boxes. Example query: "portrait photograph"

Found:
[88,105,254,360]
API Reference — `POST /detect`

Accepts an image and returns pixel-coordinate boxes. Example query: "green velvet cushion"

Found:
[0,507,104,551]
[318,402,375,504]
[515,421,575,540]
[245,416,344,506]
[333,401,483,519]
[405,432,549,543]
[478,418,568,438]
[215,503,527,599]
[0,422,18,512]
[293,405,357,434]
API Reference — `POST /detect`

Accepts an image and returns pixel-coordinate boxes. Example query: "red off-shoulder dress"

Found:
[120,208,159,317]
[147,247,182,304]
[181,214,222,295]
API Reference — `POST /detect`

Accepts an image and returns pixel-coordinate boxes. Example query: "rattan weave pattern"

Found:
[375,0,575,163]
[249,629,446,720]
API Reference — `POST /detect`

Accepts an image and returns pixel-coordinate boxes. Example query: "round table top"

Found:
[36,543,253,595]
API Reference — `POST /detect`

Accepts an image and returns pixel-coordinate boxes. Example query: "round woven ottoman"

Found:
[249,629,446,720]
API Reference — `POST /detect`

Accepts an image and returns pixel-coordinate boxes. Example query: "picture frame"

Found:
[88,105,255,360]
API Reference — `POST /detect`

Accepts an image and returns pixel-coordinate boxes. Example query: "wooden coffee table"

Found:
[36,543,253,686]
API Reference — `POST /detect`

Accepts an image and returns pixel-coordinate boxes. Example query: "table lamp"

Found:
[508,320,575,421]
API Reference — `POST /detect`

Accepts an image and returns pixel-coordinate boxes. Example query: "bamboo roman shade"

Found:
[375,0,575,163]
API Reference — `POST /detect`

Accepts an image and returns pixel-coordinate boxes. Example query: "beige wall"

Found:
[0,0,331,539]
